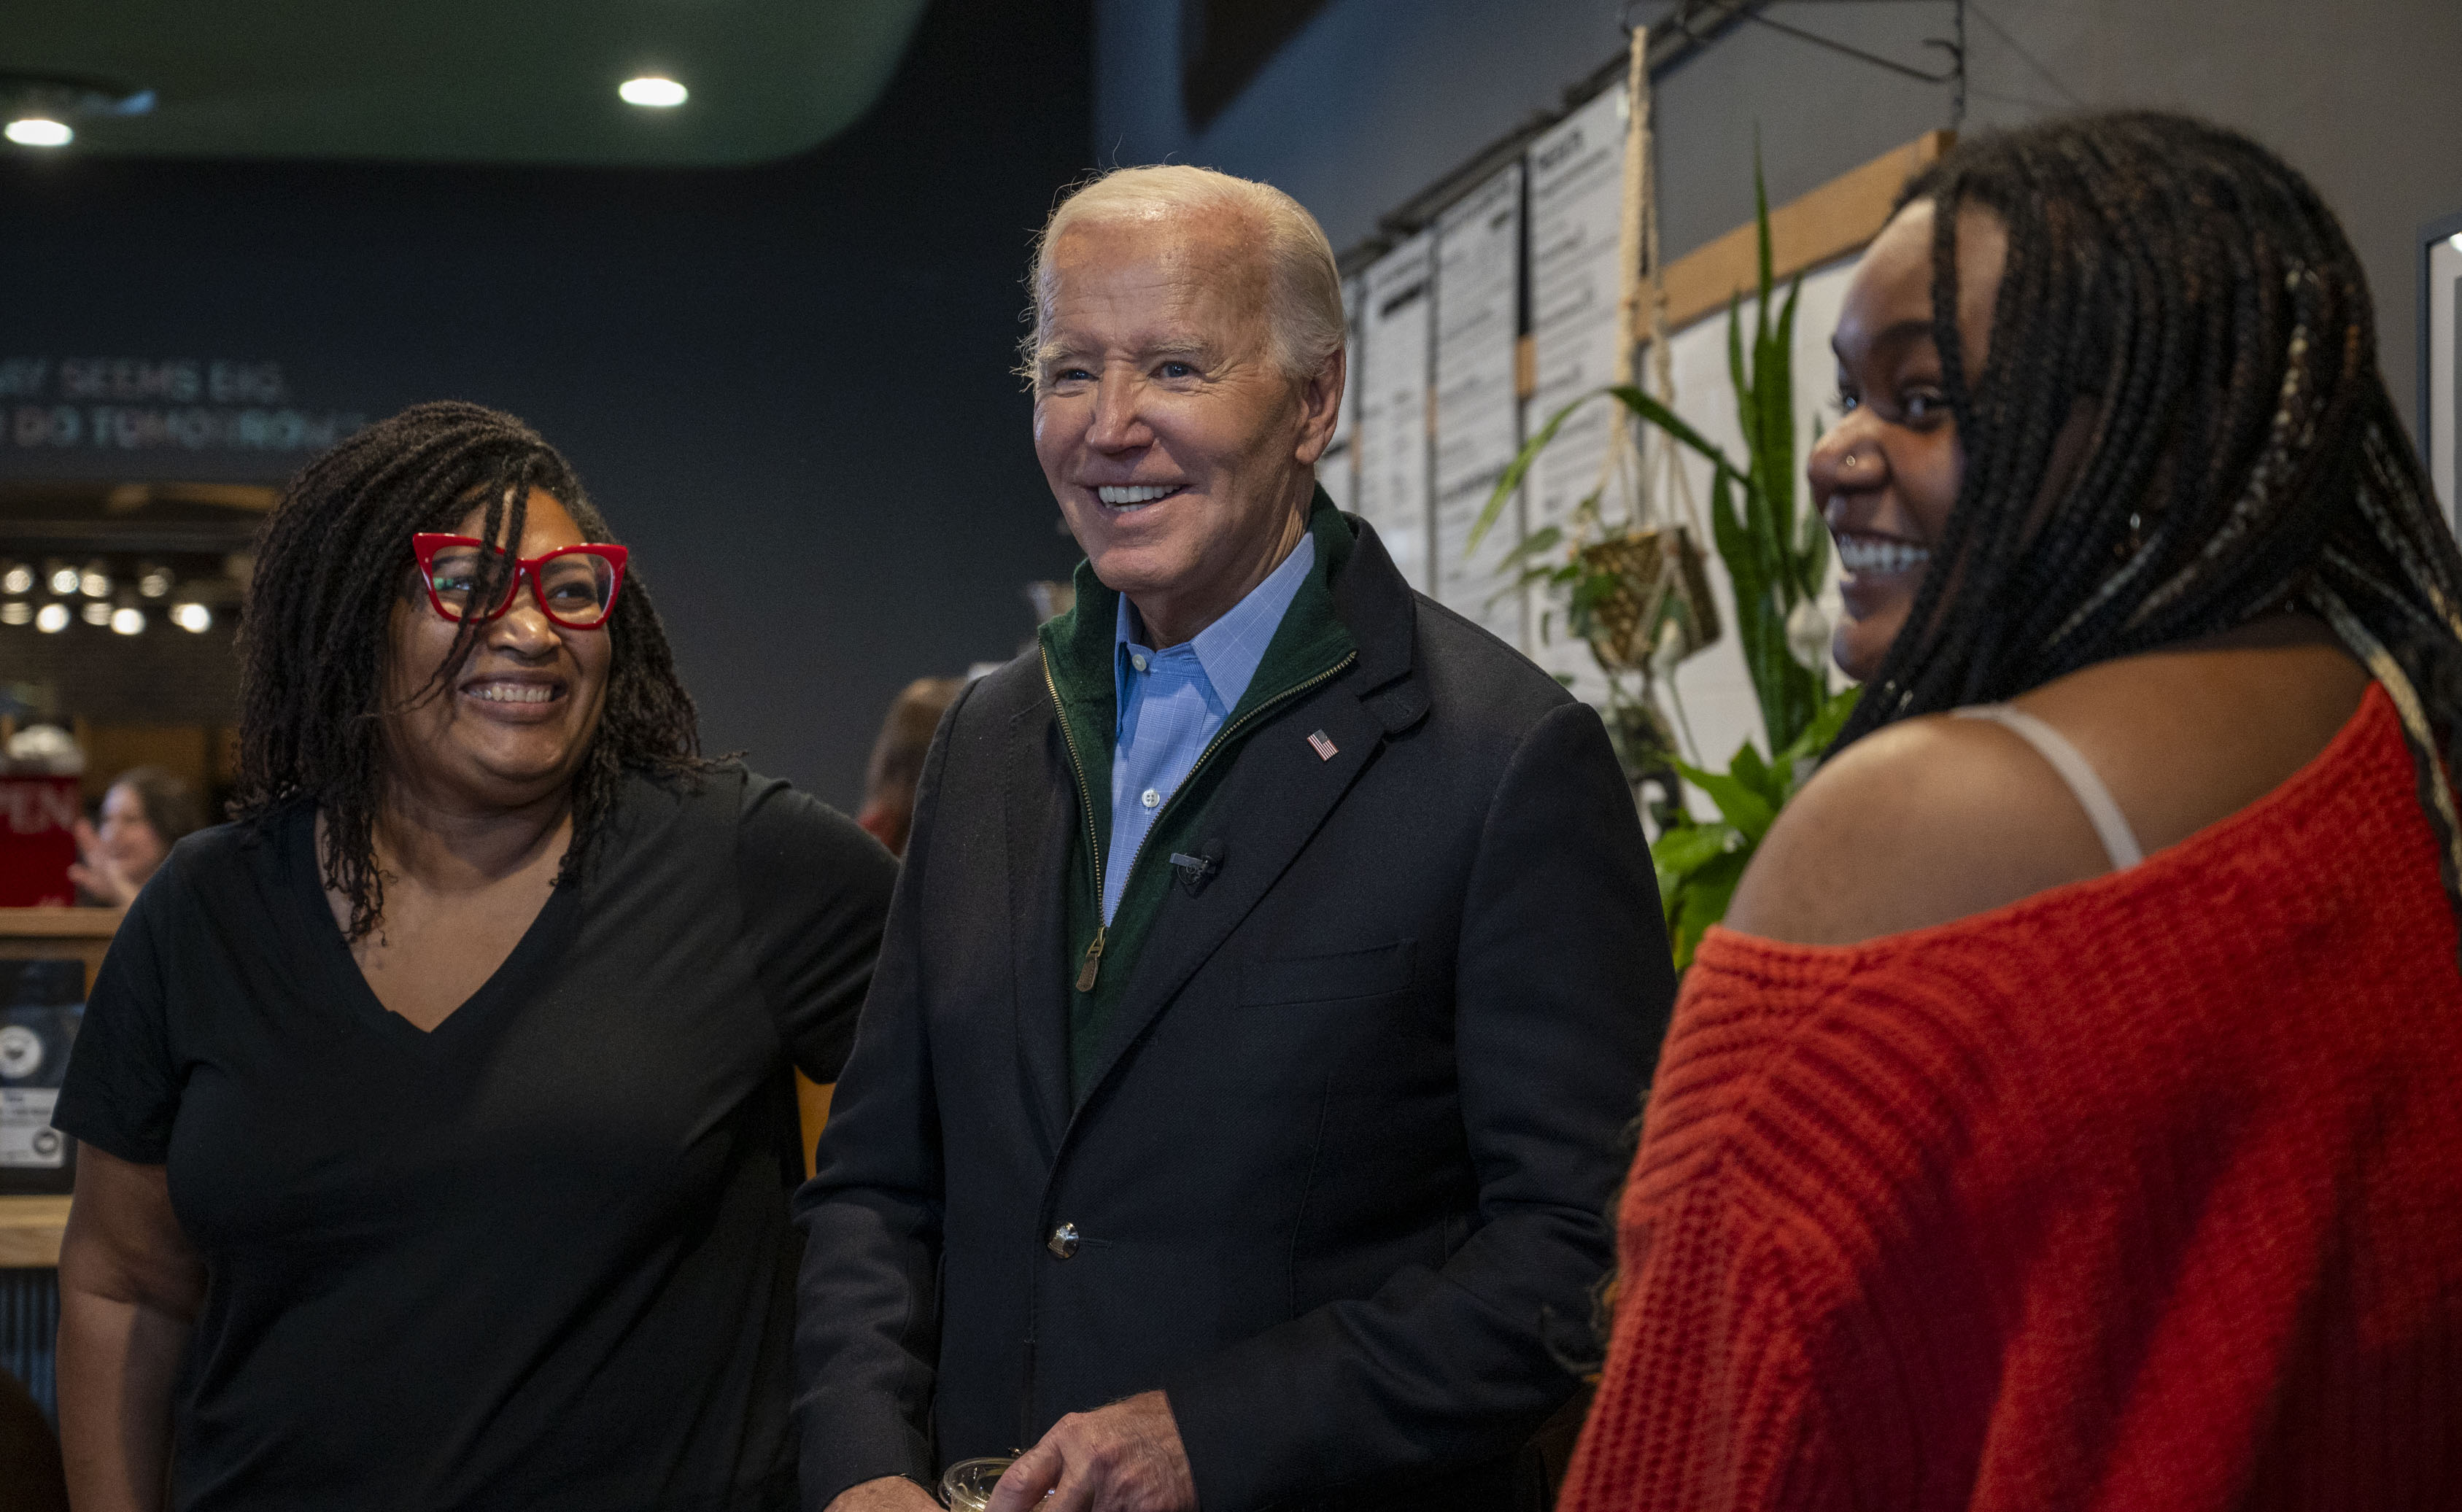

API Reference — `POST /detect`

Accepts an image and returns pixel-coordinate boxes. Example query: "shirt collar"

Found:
[1114,532,1317,713]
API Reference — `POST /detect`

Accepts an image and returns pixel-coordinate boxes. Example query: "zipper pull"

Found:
[1075,927,1107,993]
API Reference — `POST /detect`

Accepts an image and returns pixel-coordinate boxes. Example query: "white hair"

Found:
[1023,165,1345,386]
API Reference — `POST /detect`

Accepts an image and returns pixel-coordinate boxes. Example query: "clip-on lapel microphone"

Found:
[1168,838,1224,897]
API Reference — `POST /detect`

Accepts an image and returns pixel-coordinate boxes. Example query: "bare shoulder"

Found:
[2011,633,2369,855]
[1727,624,2372,947]
[1724,712,2110,946]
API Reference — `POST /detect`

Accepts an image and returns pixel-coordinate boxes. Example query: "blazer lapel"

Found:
[1002,699,1077,1156]
[1072,685,1386,1109]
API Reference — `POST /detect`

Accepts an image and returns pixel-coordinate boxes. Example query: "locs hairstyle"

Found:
[233,400,709,940]
[1836,112,2462,930]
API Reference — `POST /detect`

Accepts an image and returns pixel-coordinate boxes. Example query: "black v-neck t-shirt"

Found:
[55,767,897,1512]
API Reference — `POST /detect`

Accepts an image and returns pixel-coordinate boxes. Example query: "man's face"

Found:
[1031,209,1339,645]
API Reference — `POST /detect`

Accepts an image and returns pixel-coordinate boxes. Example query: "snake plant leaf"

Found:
[1707,468,1760,654]
[1706,465,1770,695]
[1728,292,1754,465]
[1748,328,1786,555]
[1765,276,1803,590]
[1754,141,1775,335]
[1601,384,1736,473]
[1731,311,1785,602]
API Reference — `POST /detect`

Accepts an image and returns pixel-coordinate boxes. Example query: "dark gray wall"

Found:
[1096,0,2462,437]
[0,0,1094,811]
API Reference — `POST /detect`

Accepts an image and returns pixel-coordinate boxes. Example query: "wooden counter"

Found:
[0,905,119,977]
[0,1197,68,1268]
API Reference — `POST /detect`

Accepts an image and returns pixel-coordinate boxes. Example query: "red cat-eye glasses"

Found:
[410,533,630,629]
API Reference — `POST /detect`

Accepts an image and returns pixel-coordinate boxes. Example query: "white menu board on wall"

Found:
[1317,276,1363,513]
[1431,162,1527,648]
[1521,84,1627,702]
[1356,230,1436,590]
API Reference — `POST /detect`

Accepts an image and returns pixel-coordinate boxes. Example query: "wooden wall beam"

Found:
[1657,130,1953,336]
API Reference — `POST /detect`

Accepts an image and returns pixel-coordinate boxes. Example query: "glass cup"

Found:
[939,1458,1013,1511]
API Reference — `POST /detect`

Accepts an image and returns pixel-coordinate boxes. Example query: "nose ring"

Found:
[1839,451,1864,472]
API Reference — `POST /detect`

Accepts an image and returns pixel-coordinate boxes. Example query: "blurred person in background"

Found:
[70,767,206,907]
[853,677,964,856]
[52,402,895,1512]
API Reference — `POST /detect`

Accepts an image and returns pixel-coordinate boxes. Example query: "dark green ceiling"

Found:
[0,0,934,166]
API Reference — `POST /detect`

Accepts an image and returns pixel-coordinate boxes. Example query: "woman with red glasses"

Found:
[48,401,897,1512]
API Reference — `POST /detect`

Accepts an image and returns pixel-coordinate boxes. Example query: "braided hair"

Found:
[233,400,711,940]
[1836,112,2462,923]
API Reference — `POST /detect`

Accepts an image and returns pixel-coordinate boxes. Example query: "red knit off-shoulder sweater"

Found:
[1561,685,2462,1512]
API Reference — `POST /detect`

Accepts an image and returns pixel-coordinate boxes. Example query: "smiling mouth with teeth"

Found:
[1096,484,1186,508]
[467,682,560,705]
[1835,533,1933,577]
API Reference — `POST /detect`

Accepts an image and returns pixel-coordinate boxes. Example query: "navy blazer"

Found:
[793,513,1675,1511]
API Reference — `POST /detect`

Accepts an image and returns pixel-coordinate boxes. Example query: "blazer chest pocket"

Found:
[1242,939,1415,1006]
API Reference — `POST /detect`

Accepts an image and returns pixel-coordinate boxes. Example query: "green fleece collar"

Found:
[1040,486,1358,726]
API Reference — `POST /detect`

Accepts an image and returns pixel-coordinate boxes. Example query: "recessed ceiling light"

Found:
[80,600,111,626]
[171,602,214,633]
[5,117,72,147]
[0,602,29,627]
[619,77,688,109]
[35,602,69,632]
[111,606,145,635]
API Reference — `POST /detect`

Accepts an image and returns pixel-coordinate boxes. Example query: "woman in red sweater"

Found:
[1563,115,2462,1510]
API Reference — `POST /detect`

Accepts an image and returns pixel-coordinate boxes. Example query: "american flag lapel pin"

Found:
[1307,729,1339,761]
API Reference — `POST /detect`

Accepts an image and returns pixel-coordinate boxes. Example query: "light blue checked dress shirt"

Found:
[1104,533,1317,923]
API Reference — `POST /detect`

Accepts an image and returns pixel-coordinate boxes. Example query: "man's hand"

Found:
[824,1476,942,1512]
[986,1390,1196,1512]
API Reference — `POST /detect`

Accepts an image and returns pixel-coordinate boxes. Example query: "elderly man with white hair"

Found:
[794,166,1673,1512]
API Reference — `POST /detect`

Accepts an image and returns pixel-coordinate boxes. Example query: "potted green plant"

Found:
[1474,163,1859,966]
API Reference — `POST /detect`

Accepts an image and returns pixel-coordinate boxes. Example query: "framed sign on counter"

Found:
[2420,212,2462,534]
[0,910,115,1260]
[1,907,114,1425]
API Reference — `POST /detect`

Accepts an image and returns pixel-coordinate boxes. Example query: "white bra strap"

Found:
[1953,705,2145,870]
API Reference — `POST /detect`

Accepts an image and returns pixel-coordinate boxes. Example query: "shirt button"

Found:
[1131,654,1148,672]
[1048,1222,1080,1259]
[1141,788,1160,808]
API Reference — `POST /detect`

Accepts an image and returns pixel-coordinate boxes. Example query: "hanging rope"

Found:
[1601,23,1649,527]
[1641,55,1704,540]
[1608,23,1704,540]
[1613,25,1648,394]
